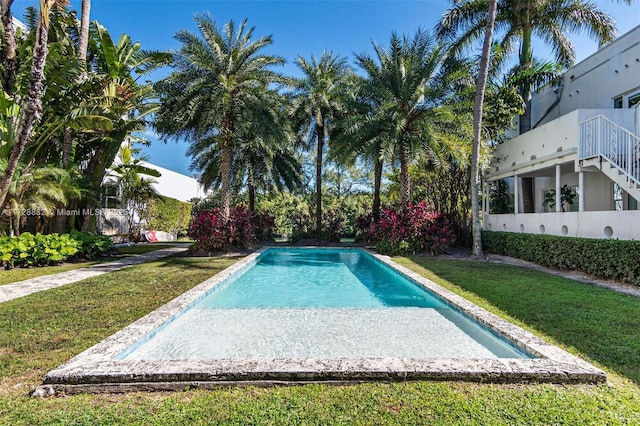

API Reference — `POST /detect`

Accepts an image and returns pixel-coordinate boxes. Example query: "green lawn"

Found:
[0,244,177,286]
[1,255,639,424]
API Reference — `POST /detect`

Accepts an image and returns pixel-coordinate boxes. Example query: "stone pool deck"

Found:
[34,247,606,396]
[0,246,188,303]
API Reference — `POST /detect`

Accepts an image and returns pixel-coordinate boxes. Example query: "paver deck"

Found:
[0,246,188,303]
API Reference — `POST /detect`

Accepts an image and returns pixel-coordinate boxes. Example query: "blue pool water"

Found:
[195,249,446,309]
[119,248,533,360]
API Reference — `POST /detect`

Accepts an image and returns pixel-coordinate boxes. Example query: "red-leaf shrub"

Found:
[355,202,461,255]
[189,205,258,252]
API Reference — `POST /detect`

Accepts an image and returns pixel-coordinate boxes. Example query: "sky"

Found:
[11,0,640,176]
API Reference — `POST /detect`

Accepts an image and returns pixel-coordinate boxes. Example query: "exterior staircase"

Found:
[578,115,640,200]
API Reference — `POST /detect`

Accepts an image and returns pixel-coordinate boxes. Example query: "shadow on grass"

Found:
[401,256,640,386]
[152,253,246,271]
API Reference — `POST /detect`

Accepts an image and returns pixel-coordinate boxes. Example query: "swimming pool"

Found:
[117,248,530,361]
[36,247,605,395]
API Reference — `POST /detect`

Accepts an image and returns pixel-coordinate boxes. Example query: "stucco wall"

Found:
[531,25,640,128]
[485,211,640,240]
[140,161,208,203]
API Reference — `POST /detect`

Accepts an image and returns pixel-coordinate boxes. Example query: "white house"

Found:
[483,25,640,240]
[98,161,208,236]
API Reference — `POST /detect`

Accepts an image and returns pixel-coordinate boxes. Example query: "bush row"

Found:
[482,231,640,285]
[0,230,113,269]
[356,202,462,255]
[189,206,276,252]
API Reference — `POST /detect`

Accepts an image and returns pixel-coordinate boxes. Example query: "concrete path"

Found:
[0,246,188,303]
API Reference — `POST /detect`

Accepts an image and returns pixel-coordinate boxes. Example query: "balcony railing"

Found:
[579,115,640,185]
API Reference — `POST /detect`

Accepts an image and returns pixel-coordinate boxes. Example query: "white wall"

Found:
[485,211,640,240]
[532,25,640,128]
[140,161,208,203]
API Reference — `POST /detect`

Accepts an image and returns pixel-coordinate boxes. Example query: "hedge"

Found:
[143,196,192,237]
[482,231,640,285]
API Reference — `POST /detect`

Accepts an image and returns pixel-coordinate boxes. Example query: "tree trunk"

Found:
[399,143,411,208]
[77,0,91,63]
[248,182,255,213]
[315,123,324,233]
[0,0,17,95]
[470,0,498,258]
[372,155,383,224]
[219,143,233,218]
[219,112,235,218]
[0,4,52,210]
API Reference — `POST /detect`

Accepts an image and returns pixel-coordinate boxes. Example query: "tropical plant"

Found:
[155,15,286,218]
[188,205,256,252]
[0,0,71,210]
[437,0,618,213]
[289,51,353,233]
[470,0,497,257]
[0,160,73,235]
[355,202,461,255]
[74,22,169,232]
[111,145,160,238]
[188,89,301,212]
[354,29,466,208]
[543,184,577,212]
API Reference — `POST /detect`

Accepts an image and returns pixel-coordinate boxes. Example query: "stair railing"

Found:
[579,115,640,185]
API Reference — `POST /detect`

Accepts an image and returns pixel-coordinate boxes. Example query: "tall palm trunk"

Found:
[219,143,233,218]
[372,155,383,224]
[399,142,411,208]
[0,3,53,210]
[0,0,17,94]
[471,0,497,258]
[77,0,90,62]
[57,0,91,234]
[247,163,255,212]
[315,122,324,233]
[219,112,235,218]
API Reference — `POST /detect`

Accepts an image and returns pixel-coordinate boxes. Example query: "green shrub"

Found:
[70,230,113,259]
[482,231,640,285]
[0,232,80,268]
[0,231,114,269]
[142,196,192,237]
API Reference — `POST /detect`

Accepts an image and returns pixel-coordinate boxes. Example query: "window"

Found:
[613,96,623,108]
[629,195,638,211]
[613,183,624,211]
[101,184,121,209]
[629,93,640,108]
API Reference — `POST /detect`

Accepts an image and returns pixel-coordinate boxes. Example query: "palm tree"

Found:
[74,22,168,232]
[437,1,617,103]
[0,0,71,211]
[188,90,301,212]
[290,51,353,233]
[331,77,391,224]
[355,29,461,208]
[437,0,617,212]
[470,0,498,258]
[0,160,71,235]
[111,145,160,236]
[154,15,285,218]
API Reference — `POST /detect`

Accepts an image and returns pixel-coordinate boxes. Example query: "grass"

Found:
[0,244,178,286]
[1,254,639,424]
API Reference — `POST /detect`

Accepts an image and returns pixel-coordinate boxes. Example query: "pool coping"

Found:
[33,247,606,396]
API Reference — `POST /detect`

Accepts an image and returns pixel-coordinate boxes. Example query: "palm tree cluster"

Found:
[0,0,626,244]
[0,1,169,235]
